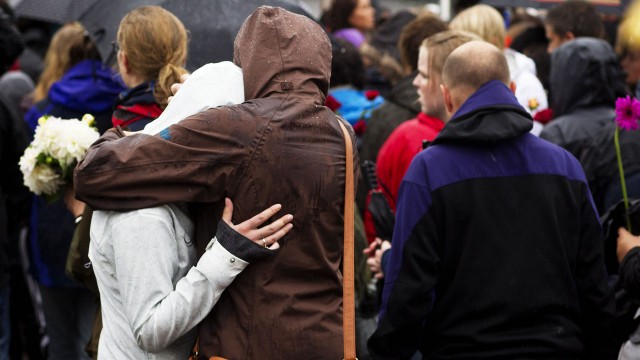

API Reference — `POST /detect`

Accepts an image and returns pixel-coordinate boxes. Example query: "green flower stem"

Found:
[614,126,631,231]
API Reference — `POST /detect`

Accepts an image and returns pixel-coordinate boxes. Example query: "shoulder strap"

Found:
[337,119,357,360]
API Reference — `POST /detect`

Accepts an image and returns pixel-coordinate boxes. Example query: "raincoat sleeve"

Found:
[110,208,261,352]
[74,108,257,211]
[621,247,640,299]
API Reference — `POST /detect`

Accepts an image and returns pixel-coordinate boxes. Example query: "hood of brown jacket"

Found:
[233,6,331,102]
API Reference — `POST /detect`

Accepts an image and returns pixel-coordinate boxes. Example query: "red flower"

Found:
[615,95,640,131]
[364,90,379,101]
[324,95,342,112]
[353,119,367,136]
[533,108,554,125]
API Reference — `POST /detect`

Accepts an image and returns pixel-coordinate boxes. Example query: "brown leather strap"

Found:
[196,122,356,360]
[337,119,357,360]
[189,338,198,360]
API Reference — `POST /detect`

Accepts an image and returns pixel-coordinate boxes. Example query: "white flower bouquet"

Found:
[19,114,99,199]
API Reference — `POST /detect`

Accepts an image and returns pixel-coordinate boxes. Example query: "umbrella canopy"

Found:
[481,0,630,15]
[79,0,316,71]
[14,0,99,24]
[534,0,630,15]
[480,0,538,7]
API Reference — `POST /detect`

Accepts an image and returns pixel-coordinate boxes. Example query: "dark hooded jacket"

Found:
[540,38,626,161]
[0,91,29,287]
[74,7,357,359]
[369,81,616,359]
[0,8,28,287]
[581,121,640,213]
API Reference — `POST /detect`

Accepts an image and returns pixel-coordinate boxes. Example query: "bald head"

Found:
[442,41,510,94]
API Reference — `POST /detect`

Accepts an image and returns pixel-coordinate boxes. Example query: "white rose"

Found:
[19,146,39,175]
[23,164,63,195]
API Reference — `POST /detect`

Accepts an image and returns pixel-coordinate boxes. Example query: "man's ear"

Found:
[441,84,453,114]
[509,80,517,94]
[118,51,130,75]
[564,31,575,41]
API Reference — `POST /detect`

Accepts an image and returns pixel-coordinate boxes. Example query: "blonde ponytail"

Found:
[117,6,188,108]
[155,62,187,108]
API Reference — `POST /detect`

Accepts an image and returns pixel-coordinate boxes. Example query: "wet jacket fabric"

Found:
[75,7,356,359]
[540,38,626,161]
[368,80,616,359]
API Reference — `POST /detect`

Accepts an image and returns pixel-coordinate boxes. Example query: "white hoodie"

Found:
[505,48,548,136]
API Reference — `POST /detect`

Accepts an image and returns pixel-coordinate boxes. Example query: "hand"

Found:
[222,198,293,250]
[167,73,189,103]
[63,187,85,218]
[363,237,391,279]
[617,227,640,263]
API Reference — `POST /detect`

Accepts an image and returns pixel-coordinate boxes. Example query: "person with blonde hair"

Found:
[111,5,188,130]
[365,30,480,243]
[450,4,548,134]
[357,12,447,216]
[617,0,640,99]
[22,22,124,360]
[368,40,616,359]
[25,22,124,133]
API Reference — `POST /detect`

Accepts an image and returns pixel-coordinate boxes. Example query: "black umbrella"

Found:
[79,0,316,71]
[14,0,99,24]
[481,0,630,15]
[480,0,538,7]
[534,0,630,15]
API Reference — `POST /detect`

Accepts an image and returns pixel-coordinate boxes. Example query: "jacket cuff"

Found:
[216,220,276,263]
[621,246,640,272]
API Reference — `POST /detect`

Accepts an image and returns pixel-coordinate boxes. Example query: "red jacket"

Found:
[365,112,444,242]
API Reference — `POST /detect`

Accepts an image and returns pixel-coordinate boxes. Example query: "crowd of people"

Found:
[2,0,640,359]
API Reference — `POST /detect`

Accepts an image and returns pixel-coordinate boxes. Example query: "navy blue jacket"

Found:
[368,81,616,359]
[25,59,124,135]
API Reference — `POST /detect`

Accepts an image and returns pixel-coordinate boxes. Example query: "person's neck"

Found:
[124,73,147,89]
[425,109,446,123]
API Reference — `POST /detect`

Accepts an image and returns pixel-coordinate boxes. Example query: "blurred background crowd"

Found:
[2,0,640,359]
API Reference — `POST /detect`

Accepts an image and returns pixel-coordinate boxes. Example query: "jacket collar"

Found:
[433,80,532,145]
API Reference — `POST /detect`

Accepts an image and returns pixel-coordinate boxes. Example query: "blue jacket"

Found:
[328,87,384,125]
[368,81,616,359]
[25,59,124,135]
[24,59,123,288]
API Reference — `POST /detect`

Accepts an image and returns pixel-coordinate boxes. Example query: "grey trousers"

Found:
[39,285,97,360]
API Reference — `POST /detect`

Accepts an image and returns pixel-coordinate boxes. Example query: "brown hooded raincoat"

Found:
[74,6,358,359]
